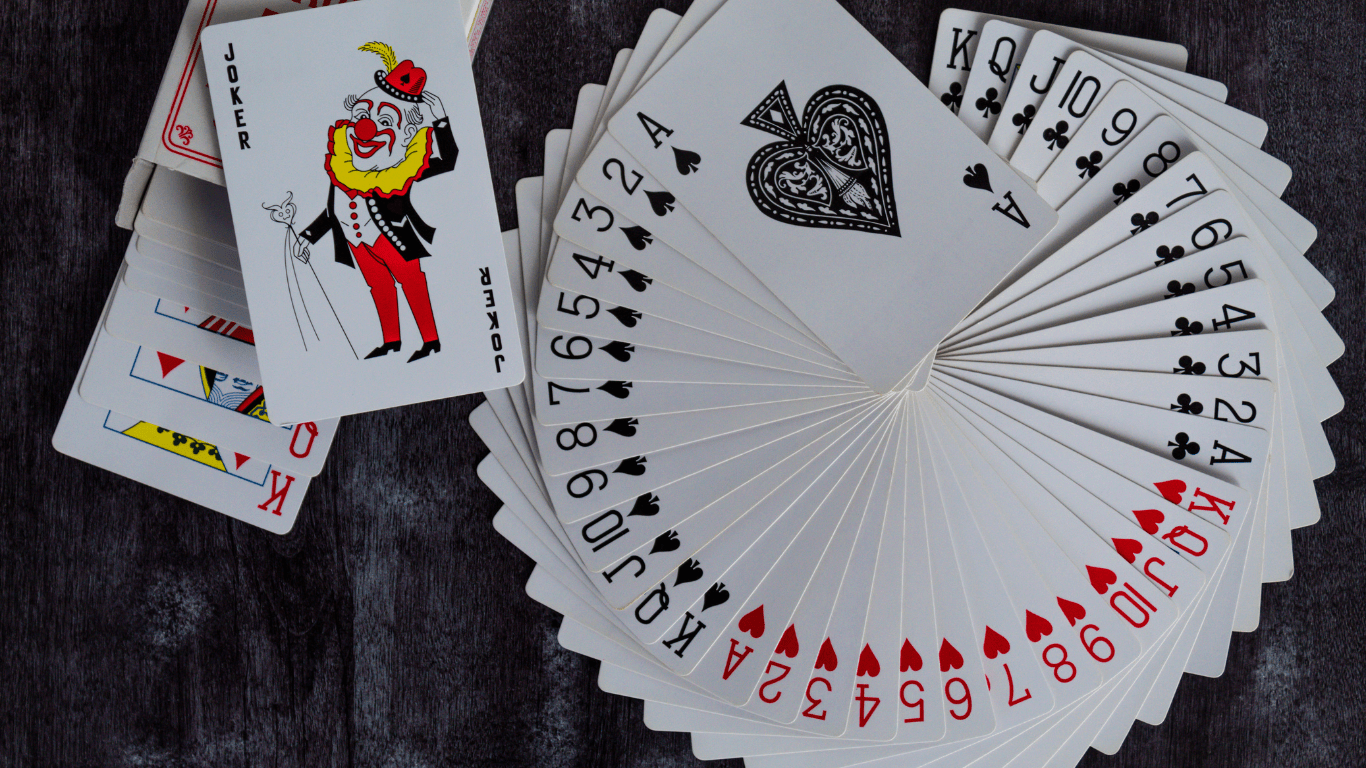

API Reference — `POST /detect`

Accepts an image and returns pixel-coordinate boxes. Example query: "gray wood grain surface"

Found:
[2,0,1363,765]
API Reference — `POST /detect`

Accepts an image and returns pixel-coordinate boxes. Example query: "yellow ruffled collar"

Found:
[324,121,433,198]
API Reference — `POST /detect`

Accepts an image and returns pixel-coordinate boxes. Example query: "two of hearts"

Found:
[733,606,882,677]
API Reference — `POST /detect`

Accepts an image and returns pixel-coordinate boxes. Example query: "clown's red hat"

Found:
[359,41,425,103]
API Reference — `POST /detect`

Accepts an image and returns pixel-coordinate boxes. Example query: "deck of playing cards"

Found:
[53,0,497,533]
[471,1,1339,765]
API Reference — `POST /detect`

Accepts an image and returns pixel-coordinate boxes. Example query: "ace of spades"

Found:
[741,82,900,237]
[608,0,1057,393]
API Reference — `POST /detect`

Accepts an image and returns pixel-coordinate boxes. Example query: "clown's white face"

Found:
[345,87,424,171]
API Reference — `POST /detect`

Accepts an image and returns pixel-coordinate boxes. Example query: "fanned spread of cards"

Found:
[470,0,1339,766]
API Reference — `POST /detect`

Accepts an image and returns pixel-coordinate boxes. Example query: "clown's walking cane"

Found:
[263,192,359,359]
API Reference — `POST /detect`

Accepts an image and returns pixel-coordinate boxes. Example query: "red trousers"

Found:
[348,236,439,344]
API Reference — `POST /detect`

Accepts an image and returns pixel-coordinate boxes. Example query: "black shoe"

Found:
[364,340,401,359]
[407,339,441,363]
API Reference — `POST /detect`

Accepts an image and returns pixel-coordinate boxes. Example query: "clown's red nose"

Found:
[354,117,377,141]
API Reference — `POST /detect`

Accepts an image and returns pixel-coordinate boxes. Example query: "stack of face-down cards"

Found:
[471,0,1339,766]
[53,0,496,533]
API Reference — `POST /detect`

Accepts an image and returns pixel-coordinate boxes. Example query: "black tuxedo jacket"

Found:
[300,117,458,265]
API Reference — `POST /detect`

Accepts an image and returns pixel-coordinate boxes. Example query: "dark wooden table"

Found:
[3,0,1364,765]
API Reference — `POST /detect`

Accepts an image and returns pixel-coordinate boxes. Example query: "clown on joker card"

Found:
[202,0,522,424]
